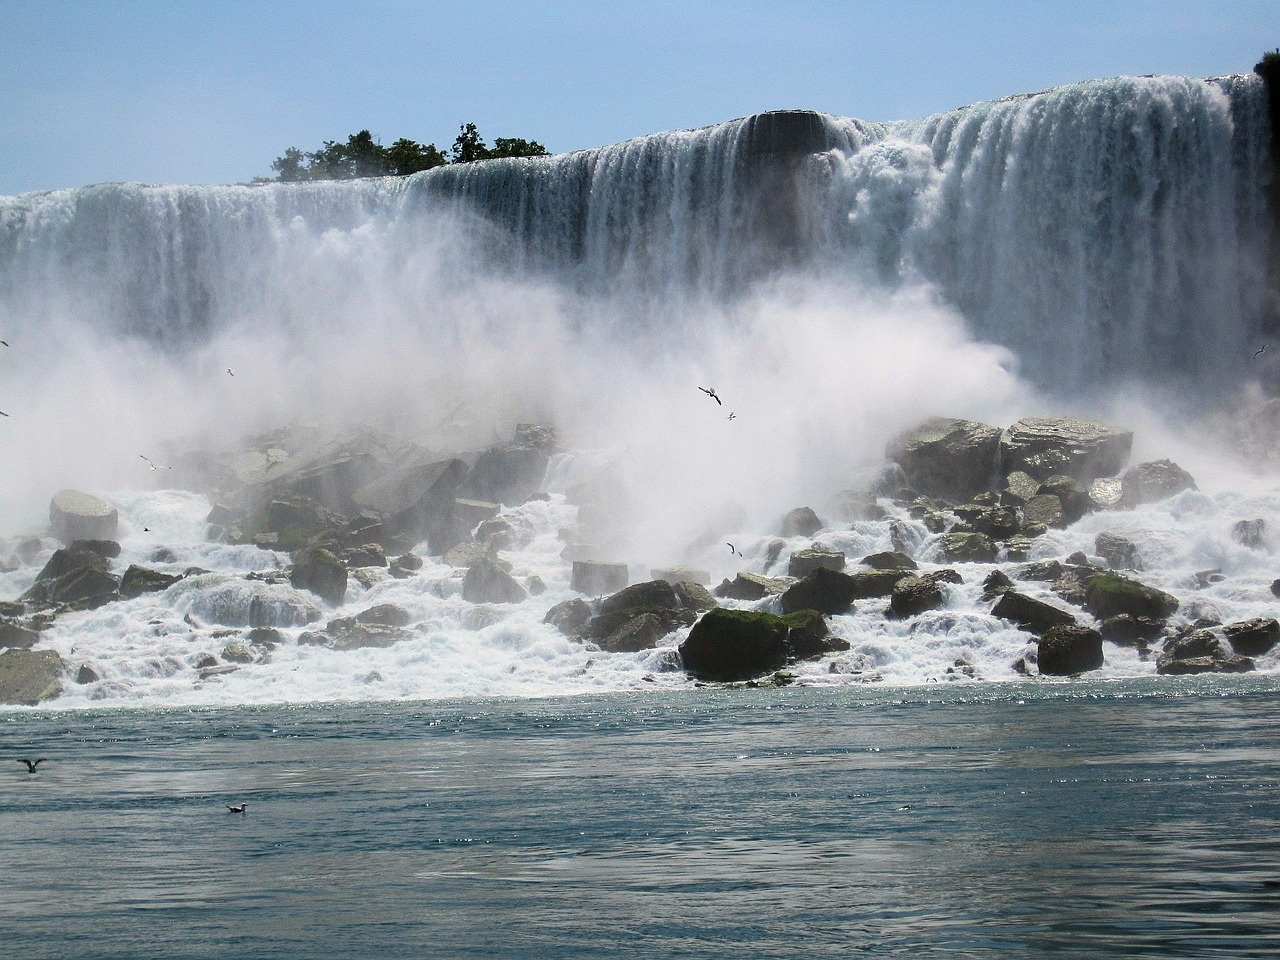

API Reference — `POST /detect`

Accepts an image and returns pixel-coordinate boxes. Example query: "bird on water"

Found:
[698,386,721,405]
[227,802,247,814]
[19,758,47,773]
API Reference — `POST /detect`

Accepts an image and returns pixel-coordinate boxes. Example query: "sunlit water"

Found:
[4,681,1278,958]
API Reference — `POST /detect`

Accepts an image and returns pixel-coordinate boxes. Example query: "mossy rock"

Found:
[289,546,348,606]
[678,608,790,682]
[939,532,997,563]
[1083,573,1178,620]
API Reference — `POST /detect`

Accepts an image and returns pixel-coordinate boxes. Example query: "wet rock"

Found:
[571,560,628,595]
[1038,625,1104,675]
[459,423,559,505]
[888,575,946,618]
[69,539,121,559]
[50,489,119,543]
[679,608,790,682]
[1232,518,1266,549]
[526,575,546,596]
[289,546,348,606]
[1271,579,1280,599]
[1223,618,1280,657]
[1156,654,1254,675]
[170,574,323,628]
[1018,559,1066,582]
[887,417,1001,502]
[462,558,527,604]
[860,551,917,571]
[1037,476,1090,524]
[342,543,388,568]
[301,618,408,651]
[1083,573,1178,621]
[75,663,100,684]
[0,649,64,705]
[953,504,1020,540]
[119,565,183,600]
[847,570,914,599]
[991,591,1077,633]
[0,619,40,649]
[21,562,119,608]
[1099,614,1164,647]
[980,569,1014,602]
[1120,460,1197,507]
[673,581,718,612]
[783,610,850,661]
[780,568,857,616]
[544,598,591,637]
[595,612,681,652]
[1089,477,1124,510]
[1095,531,1140,571]
[787,549,845,578]
[351,456,468,543]
[779,507,823,538]
[999,417,1133,483]
[827,489,886,522]
[714,573,792,600]
[355,603,412,628]
[1021,494,1065,529]
[386,553,421,581]
[442,540,496,568]
[939,532,998,563]
[1192,569,1225,589]
[652,566,712,586]
[221,642,255,664]
[1001,470,1042,506]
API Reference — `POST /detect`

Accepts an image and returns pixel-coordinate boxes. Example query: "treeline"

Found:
[268,123,549,182]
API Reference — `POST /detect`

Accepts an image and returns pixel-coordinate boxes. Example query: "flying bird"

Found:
[226,367,235,377]
[698,386,721,405]
[227,802,247,814]
[727,412,736,421]
[1,340,8,347]
[1254,343,1269,359]
[18,758,46,773]
[726,542,742,557]
[0,410,8,417]
[139,455,171,471]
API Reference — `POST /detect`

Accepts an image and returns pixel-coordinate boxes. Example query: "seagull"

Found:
[226,367,235,377]
[1254,343,1269,359]
[0,410,8,417]
[139,455,171,471]
[227,802,247,814]
[726,542,742,557]
[727,412,736,421]
[18,758,46,773]
[698,386,721,405]
[0,340,8,347]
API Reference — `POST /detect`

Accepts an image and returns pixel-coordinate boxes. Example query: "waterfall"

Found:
[0,74,1272,391]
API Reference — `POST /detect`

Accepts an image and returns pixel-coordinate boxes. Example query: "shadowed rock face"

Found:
[1000,418,1133,483]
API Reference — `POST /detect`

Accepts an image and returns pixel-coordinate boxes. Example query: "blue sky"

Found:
[1,0,1273,195]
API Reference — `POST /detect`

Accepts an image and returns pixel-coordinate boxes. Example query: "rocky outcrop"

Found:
[0,649,65,705]
[462,558,527,604]
[678,608,790,681]
[20,545,120,608]
[1223,618,1280,656]
[1156,628,1255,675]
[1120,460,1197,507]
[1083,573,1178,621]
[782,610,850,660]
[289,546,348,606]
[583,579,705,652]
[787,549,845,578]
[939,532,997,563]
[888,575,946,618]
[119,565,183,599]
[459,423,559,505]
[1000,417,1133,483]
[50,490,118,543]
[544,598,591,637]
[887,417,1001,502]
[991,591,1077,633]
[778,507,823,538]
[780,568,856,616]
[714,573,792,600]
[1038,625,1104,675]
[1095,532,1140,571]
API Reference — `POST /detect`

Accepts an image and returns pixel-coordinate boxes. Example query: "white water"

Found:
[0,73,1277,707]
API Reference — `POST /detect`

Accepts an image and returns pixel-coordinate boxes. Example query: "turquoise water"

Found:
[4,679,1279,958]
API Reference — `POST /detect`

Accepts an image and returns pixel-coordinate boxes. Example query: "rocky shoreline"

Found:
[2,414,1278,705]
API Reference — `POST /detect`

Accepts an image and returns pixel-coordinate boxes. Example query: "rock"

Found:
[442,540,497,568]
[714,573,792,600]
[21,563,120,608]
[462,558,527,604]
[1165,629,1224,660]
[586,579,703,650]
[119,565,183,600]
[389,553,423,578]
[594,613,680,653]
[459,423,559,504]
[351,456,468,542]
[826,489,885,522]
[75,663,100,684]
[355,603,412,628]
[782,610,849,661]
[302,618,408,651]
[32,545,108,583]
[246,627,281,648]
[0,649,64,705]
[860,551,917,570]
[1001,471,1042,506]
[847,570,914,598]
[888,575,946,618]
[526,575,546,596]
[1083,573,1178,620]
[1156,654,1255,675]
[991,591,1077,633]
[1272,579,1280,599]
[887,417,1001,502]
[779,507,823,538]
[0,619,40,649]
[1088,477,1124,510]
[780,568,857,616]
[1022,494,1065,529]
[939,532,998,563]
[652,566,711,586]
[1002,536,1037,560]
[1120,460,1197,507]
[980,569,1013,601]
[50,490,118,543]
[1038,625,1104,675]
[544,598,591,637]
[678,608,790,682]
[1223,618,1280,656]
[1064,551,1091,566]
[673,581,718,611]
[1099,614,1164,647]
[170,574,323,628]
[342,543,388,568]
[247,493,343,550]
[571,560,628,595]
[999,417,1133,483]
[69,539,121,559]
[1037,476,1090,524]
[456,499,503,530]
[289,546,348,606]
[1232,519,1266,549]
[221,642,256,664]
[1018,559,1066,582]
[1193,569,1225,589]
[787,549,845,578]
[953,505,1020,540]
[1053,566,1099,607]
[1095,532,1140,571]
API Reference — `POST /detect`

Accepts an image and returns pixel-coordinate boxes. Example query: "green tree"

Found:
[271,146,309,181]
[490,136,549,159]
[386,138,447,175]
[451,122,490,163]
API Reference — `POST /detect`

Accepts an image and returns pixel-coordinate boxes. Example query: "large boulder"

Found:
[462,558,528,604]
[169,574,323,627]
[787,549,845,579]
[1036,476,1090,525]
[119,565,184,600]
[1119,460,1197,507]
[678,608,790,681]
[544,598,591,637]
[50,490,118,543]
[783,610,850,661]
[780,568,857,616]
[886,417,1001,502]
[1083,573,1178,620]
[848,569,915,598]
[860,551,917,571]
[1000,417,1133,483]
[939,532,998,563]
[778,507,823,538]
[1232,519,1266,549]
[1095,531,1140,571]
[1156,629,1254,675]
[991,591,1077,633]
[1223,618,1280,657]
[1038,625,1104,675]
[571,560,628,595]
[714,573,792,600]
[459,423,559,505]
[20,544,120,608]
[888,575,946,618]
[289,546,349,606]
[585,579,700,652]
[0,649,64,705]
[352,456,468,542]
